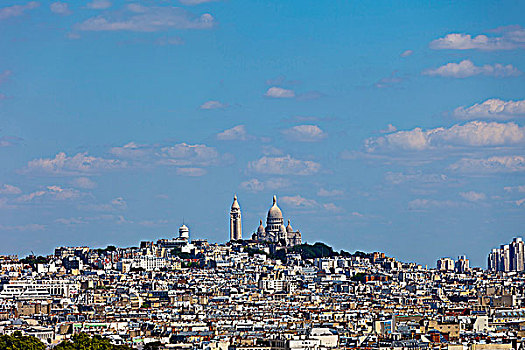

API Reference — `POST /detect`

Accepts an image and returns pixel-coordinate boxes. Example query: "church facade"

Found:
[229,195,302,247]
[252,196,302,247]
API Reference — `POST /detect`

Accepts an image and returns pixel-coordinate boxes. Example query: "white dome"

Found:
[179,224,189,239]
[267,195,283,220]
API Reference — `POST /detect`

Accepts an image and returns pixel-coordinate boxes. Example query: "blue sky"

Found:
[0,0,524,266]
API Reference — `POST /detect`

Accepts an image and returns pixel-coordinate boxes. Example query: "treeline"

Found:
[245,242,368,262]
[0,332,133,350]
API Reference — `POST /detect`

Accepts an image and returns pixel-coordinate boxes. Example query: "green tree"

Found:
[20,255,49,267]
[0,331,46,350]
[290,242,335,259]
[54,333,132,350]
[144,341,162,350]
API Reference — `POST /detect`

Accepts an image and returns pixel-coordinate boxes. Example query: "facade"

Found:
[230,195,242,241]
[252,196,302,247]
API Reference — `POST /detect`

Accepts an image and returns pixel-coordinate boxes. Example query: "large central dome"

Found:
[267,195,283,220]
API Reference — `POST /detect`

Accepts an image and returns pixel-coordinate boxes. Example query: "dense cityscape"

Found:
[0,196,523,349]
[0,0,523,349]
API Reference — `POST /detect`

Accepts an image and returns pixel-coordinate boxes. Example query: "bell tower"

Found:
[230,195,242,241]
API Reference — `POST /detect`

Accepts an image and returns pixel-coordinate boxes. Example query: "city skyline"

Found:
[0,0,524,267]
[3,189,524,270]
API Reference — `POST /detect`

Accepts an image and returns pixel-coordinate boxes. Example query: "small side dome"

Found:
[257,219,265,234]
[286,220,293,233]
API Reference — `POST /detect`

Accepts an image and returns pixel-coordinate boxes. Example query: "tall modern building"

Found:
[230,195,242,241]
[455,255,470,273]
[488,237,524,272]
[511,237,524,271]
[437,258,454,271]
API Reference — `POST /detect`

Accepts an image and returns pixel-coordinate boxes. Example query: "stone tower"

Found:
[230,195,242,241]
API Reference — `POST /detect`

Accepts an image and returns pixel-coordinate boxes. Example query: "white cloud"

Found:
[240,178,289,192]
[450,155,525,173]
[385,172,448,185]
[280,195,343,213]
[23,152,126,176]
[282,125,327,142]
[75,5,215,32]
[0,223,44,231]
[217,125,252,141]
[323,203,343,212]
[109,142,225,167]
[504,185,525,193]
[0,184,22,195]
[82,197,127,212]
[317,188,344,197]
[423,60,521,78]
[408,198,462,210]
[50,2,71,15]
[240,179,264,192]
[86,0,112,10]
[175,167,206,176]
[249,155,320,176]
[281,195,318,208]
[109,142,152,159]
[200,100,227,109]
[0,2,39,20]
[179,0,217,5]
[366,121,525,152]
[16,186,82,203]
[261,145,284,156]
[454,98,525,120]
[55,217,87,225]
[380,124,397,133]
[23,142,229,178]
[374,71,404,88]
[55,213,133,226]
[158,143,223,166]
[138,219,169,227]
[265,87,295,98]
[71,177,97,189]
[55,214,133,226]
[430,27,525,51]
[0,136,23,147]
[460,191,486,201]
[400,49,413,57]
[156,36,184,46]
